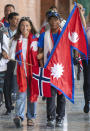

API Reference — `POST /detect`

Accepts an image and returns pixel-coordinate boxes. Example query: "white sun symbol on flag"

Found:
[51,63,64,80]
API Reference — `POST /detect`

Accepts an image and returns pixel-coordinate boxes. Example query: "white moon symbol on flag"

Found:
[68,32,79,43]
[30,41,38,51]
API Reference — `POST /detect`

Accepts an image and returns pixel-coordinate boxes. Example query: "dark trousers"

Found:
[47,86,66,120]
[0,71,6,103]
[3,61,15,111]
[82,60,90,103]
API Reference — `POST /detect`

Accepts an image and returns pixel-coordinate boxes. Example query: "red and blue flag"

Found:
[44,3,88,103]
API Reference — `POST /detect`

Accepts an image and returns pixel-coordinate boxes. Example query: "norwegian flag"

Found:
[45,3,88,103]
[30,66,51,102]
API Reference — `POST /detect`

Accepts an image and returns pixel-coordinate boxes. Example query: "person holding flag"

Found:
[38,11,66,127]
[72,3,90,113]
[39,6,66,103]
[6,17,39,128]
[38,3,87,128]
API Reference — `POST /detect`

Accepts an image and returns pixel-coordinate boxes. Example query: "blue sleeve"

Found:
[38,32,45,48]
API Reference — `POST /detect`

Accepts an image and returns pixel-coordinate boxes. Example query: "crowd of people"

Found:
[0,3,90,129]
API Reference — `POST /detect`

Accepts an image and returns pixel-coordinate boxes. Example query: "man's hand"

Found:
[38,47,44,67]
[37,53,44,60]
[77,3,85,15]
[77,3,86,29]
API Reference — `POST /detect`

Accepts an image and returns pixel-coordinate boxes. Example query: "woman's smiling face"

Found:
[20,21,31,38]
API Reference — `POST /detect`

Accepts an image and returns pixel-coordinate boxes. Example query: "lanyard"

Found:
[8,28,12,38]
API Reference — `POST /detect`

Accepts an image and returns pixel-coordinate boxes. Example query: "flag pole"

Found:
[8,58,32,66]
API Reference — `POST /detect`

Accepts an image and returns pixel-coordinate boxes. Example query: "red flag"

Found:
[0,17,5,24]
[15,39,27,92]
[30,66,51,102]
[26,35,39,88]
[45,4,88,103]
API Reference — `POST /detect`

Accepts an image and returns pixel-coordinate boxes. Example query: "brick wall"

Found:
[0,0,40,31]
[56,0,70,20]
[40,0,55,25]
[0,0,71,30]
[40,0,70,24]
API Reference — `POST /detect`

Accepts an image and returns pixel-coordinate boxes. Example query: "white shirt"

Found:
[0,34,9,72]
[2,33,10,54]
[7,28,17,38]
[10,37,28,75]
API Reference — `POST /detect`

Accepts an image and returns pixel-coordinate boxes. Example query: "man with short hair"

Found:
[0,4,15,28]
[2,12,19,115]
[38,11,66,127]
[7,12,19,38]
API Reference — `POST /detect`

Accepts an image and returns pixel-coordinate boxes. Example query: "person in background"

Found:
[72,3,90,113]
[83,16,90,113]
[0,22,8,107]
[0,5,15,106]
[0,4,15,28]
[2,12,19,115]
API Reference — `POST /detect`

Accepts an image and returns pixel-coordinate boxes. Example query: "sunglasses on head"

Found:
[47,11,60,19]
[21,17,30,21]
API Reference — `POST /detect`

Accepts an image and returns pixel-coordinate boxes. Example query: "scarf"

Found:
[44,29,62,95]
[44,29,61,65]
[1,17,5,24]
[15,33,38,92]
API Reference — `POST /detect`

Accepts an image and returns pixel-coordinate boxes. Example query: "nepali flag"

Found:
[30,66,51,102]
[44,3,88,103]
[15,50,22,65]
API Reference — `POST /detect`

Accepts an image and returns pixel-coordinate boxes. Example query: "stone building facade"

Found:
[0,0,77,31]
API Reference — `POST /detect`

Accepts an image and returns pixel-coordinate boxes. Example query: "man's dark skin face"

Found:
[48,16,60,33]
[9,15,19,29]
[38,16,61,67]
